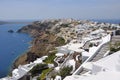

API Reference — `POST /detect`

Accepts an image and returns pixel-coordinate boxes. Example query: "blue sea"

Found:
[0,24,32,78]
[91,19,120,24]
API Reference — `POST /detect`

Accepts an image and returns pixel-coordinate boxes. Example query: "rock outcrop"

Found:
[8,30,14,33]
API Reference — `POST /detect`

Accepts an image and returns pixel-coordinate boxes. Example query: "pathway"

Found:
[80,43,110,75]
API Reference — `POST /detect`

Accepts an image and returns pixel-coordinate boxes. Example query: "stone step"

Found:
[80,69,88,75]
[90,43,109,62]
[80,43,110,75]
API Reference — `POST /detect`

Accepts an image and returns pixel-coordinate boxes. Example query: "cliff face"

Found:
[17,20,58,37]
[14,19,71,68]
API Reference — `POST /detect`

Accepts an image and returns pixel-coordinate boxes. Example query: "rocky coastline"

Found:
[8,19,120,80]
[12,19,76,69]
[12,18,120,69]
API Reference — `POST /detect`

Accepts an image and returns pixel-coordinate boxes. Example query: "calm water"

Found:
[91,19,120,24]
[0,24,32,78]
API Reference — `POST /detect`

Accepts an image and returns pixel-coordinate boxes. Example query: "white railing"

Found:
[73,34,111,75]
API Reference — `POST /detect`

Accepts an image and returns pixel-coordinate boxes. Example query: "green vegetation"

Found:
[59,66,73,78]
[110,42,120,53]
[60,23,69,27]
[37,68,52,80]
[34,50,57,80]
[42,66,73,80]
[56,37,66,46]
[43,51,57,64]
[112,27,117,30]
[115,30,120,35]
[8,72,12,77]
[50,73,57,79]
[89,43,93,47]
[70,32,75,35]
[30,64,48,77]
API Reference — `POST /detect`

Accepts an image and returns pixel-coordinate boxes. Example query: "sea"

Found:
[91,19,120,24]
[0,23,32,78]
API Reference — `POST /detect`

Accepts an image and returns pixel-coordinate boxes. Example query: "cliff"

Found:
[14,19,75,68]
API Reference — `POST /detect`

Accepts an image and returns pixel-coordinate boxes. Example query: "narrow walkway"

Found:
[83,41,90,49]
[90,43,109,62]
[80,68,88,75]
[79,43,110,75]
[83,38,100,49]
[60,53,73,68]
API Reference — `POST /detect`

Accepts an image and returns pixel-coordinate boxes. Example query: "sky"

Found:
[0,0,120,20]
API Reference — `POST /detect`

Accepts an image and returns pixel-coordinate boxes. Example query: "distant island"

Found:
[0,20,32,25]
[0,21,8,25]
[8,30,14,33]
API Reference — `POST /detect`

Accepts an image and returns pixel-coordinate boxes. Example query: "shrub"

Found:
[89,43,93,47]
[43,51,56,64]
[110,47,120,52]
[56,37,66,46]
[30,64,48,77]
[37,68,52,80]
[59,66,73,78]
[60,24,69,27]
[115,30,120,35]
[110,41,120,53]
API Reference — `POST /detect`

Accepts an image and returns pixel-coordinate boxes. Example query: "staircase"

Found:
[83,41,90,49]
[79,43,110,75]
[90,43,110,62]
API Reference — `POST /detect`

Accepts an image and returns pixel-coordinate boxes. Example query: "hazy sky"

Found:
[0,0,120,20]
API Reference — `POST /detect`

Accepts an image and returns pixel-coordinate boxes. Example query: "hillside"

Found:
[14,19,77,68]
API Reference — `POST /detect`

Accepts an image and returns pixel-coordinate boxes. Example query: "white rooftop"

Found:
[93,50,120,71]
[90,29,105,35]
[33,58,42,64]
[56,53,64,57]
[64,50,120,80]
[62,42,84,52]
[64,71,120,80]
[82,51,92,57]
